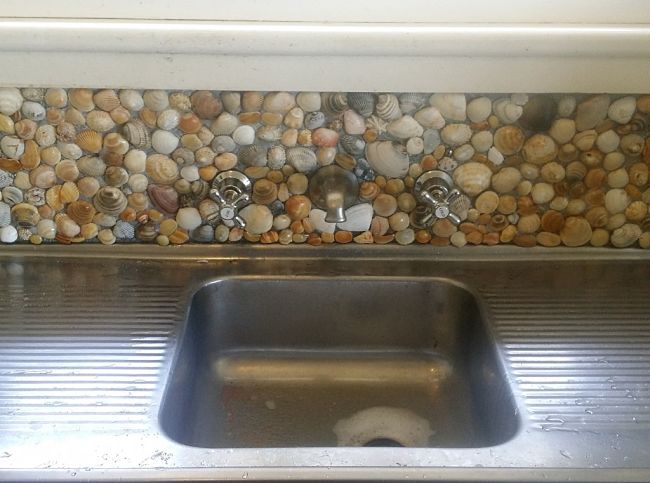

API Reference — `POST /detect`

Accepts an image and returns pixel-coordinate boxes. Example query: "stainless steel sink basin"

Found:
[160,277,518,448]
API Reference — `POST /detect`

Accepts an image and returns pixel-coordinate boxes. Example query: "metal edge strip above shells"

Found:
[0,87,649,248]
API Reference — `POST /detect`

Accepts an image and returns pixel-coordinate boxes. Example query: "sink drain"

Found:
[363,438,404,447]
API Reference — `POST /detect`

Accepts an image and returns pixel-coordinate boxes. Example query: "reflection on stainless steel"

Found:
[308,165,360,223]
[0,245,648,481]
[161,278,516,448]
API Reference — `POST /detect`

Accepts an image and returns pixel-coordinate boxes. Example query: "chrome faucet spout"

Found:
[309,165,359,224]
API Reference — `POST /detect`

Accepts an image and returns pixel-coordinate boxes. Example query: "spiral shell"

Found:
[252,178,278,205]
[93,187,128,216]
[375,94,401,121]
[322,93,348,117]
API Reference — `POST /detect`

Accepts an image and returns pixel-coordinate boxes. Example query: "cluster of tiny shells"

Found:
[0,87,650,248]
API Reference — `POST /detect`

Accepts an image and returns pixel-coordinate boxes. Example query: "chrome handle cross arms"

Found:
[208,170,252,228]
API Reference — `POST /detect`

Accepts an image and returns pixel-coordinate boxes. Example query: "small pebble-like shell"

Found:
[2,186,22,206]
[240,204,273,235]
[285,195,311,220]
[560,216,592,247]
[519,96,557,131]
[413,106,445,130]
[493,126,524,155]
[178,112,202,134]
[0,88,22,119]
[399,93,427,114]
[59,181,79,203]
[210,112,239,136]
[76,156,106,177]
[296,92,321,113]
[522,134,558,165]
[93,187,128,216]
[605,188,630,214]
[21,101,46,121]
[608,96,636,124]
[1,136,24,159]
[45,88,67,108]
[93,89,121,112]
[191,91,223,118]
[146,154,179,185]
[466,97,492,123]
[575,94,610,131]
[151,130,179,155]
[263,92,296,114]
[387,115,423,139]
[475,191,499,213]
[492,98,522,124]
[610,223,642,248]
[629,162,649,186]
[453,162,492,197]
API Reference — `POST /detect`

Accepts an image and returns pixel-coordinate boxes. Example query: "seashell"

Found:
[113,220,135,240]
[522,134,558,165]
[285,195,311,220]
[21,101,46,121]
[235,145,265,167]
[308,209,336,233]
[540,210,565,233]
[608,96,636,124]
[585,206,609,228]
[335,153,356,171]
[365,141,409,178]
[518,95,557,131]
[607,167,629,189]
[25,187,45,206]
[198,198,219,222]
[629,162,649,187]
[295,92,321,112]
[605,188,630,214]
[175,207,202,231]
[372,193,397,217]
[540,162,565,183]
[55,214,80,238]
[492,97,523,124]
[316,146,336,166]
[339,134,365,156]
[143,90,169,111]
[595,130,619,153]
[210,112,239,136]
[221,92,241,115]
[34,124,56,147]
[0,169,14,190]
[45,88,67,108]
[466,97,492,123]
[611,223,642,248]
[168,92,191,112]
[286,147,318,173]
[620,133,645,156]
[536,231,561,247]
[147,184,179,214]
[0,157,20,173]
[262,92,296,114]
[19,139,40,169]
[211,135,236,153]
[0,87,23,115]
[399,93,427,114]
[2,186,22,206]
[103,166,128,187]
[575,94,610,132]
[21,88,44,102]
[76,156,106,177]
[65,107,87,127]
[491,167,521,194]
[625,200,648,222]
[14,119,37,140]
[149,129,178,155]
[241,92,264,112]
[146,154,179,185]
[240,204,273,235]
[531,182,554,204]
[470,131,493,154]
[407,137,425,155]
[266,145,286,170]
[232,125,255,145]
[29,165,56,189]
[252,178,278,205]
[77,177,100,198]
[321,92,348,117]
[283,107,304,129]
[387,115,423,139]
[0,113,14,134]
[453,162,492,196]
[154,109,180,131]
[255,125,283,142]
[76,130,103,153]
[55,122,76,143]
[453,144,474,162]
[69,88,95,112]
[191,224,214,242]
[347,92,375,117]
[119,89,144,112]
[302,111,324,130]
[374,94,401,121]
[549,118,576,145]
[97,228,116,245]
[178,112,202,134]
[0,201,9,227]
[429,93,466,121]
[560,216,592,247]
[191,90,222,118]
[67,200,96,225]
[92,89,121,112]
[85,110,115,133]
[93,186,128,216]
[59,181,79,204]
[412,106,445,130]
[337,203,373,232]
[493,125,524,155]
[517,213,541,234]
[441,124,472,146]
[1,136,24,159]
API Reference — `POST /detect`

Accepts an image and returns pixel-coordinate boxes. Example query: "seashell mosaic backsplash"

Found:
[0,88,649,248]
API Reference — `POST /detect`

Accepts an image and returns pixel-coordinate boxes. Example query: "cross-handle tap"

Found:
[208,170,252,228]
[413,170,463,225]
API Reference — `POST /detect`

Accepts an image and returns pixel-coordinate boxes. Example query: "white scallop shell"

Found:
[387,115,424,139]
[210,112,239,136]
[492,98,523,124]
[119,89,144,111]
[0,88,23,116]
[296,92,321,112]
[466,97,492,123]
[143,90,170,111]
[263,92,296,114]
[286,147,318,173]
[156,109,180,130]
[232,125,255,145]
[86,110,115,132]
[151,130,179,154]
[452,162,492,196]
[364,141,409,178]
[21,101,46,121]
[221,92,241,115]
[240,204,273,235]
[337,203,373,232]
[414,107,445,130]
[0,136,24,159]
[441,124,472,146]
[429,93,466,121]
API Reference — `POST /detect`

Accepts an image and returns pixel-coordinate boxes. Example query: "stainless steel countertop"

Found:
[0,245,649,482]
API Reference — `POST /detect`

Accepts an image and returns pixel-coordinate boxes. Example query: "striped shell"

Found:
[347,92,375,117]
[93,187,128,216]
[67,200,96,225]
[322,93,348,117]
[364,141,409,178]
[147,184,179,214]
[145,154,179,185]
[238,145,267,167]
[375,94,402,121]
[286,147,318,173]
[339,134,366,156]
[93,89,121,112]
[399,93,428,115]
[122,120,151,149]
